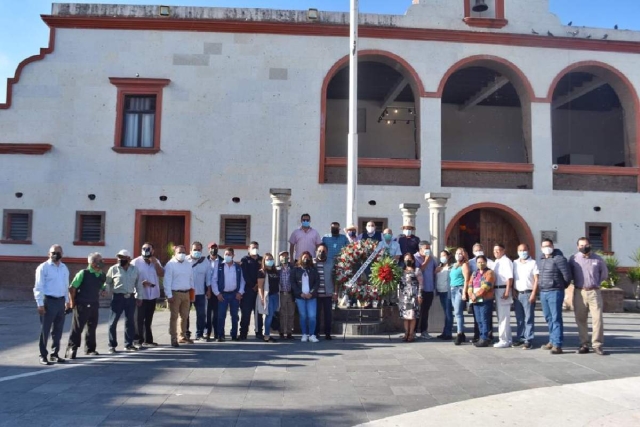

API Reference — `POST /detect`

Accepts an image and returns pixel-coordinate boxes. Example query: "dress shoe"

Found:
[541,342,553,350]
[594,347,606,356]
[522,342,532,350]
[474,339,489,347]
[65,347,77,360]
[511,340,524,347]
[232,337,240,342]
[578,345,590,354]
[39,356,51,366]
[454,333,465,345]
[125,346,138,352]
[108,347,116,354]
[325,335,332,340]
[50,355,65,363]
[550,346,563,355]
[171,341,180,348]
[286,334,294,340]
[86,351,100,356]
[217,337,225,342]
[279,333,285,339]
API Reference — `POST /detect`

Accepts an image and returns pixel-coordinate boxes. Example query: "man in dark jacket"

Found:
[538,238,572,354]
[240,241,263,340]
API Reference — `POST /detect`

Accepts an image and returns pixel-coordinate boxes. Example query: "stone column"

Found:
[531,102,554,195]
[399,203,420,232]
[425,193,451,254]
[270,188,291,256]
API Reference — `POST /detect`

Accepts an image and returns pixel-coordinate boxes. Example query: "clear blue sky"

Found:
[2,0,639,102]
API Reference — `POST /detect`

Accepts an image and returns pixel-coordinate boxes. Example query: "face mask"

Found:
[210,248,218,257]
[142,248,152,258]
[542,247,554,256]
[348,230,356,237]
[579,246,591,254]
[176,253,186,262]
[250,248,258,256]
[280,257,289,265]
[518,251,529,260]
[477,263,486,270]
[317,252,327,261]
[404,259,414,267]
[192,251,202,259]
[366,226,376,234]
[403,229,412,236]
[119,259,129,267]
[331,227,340,235]
[424,249,431,257]
[95,261,105,269]
[301,220,310,227]
[302,258,311,266]
[51,252,62,262]
[456,254,464,262]
[440,257,448,264]
[473,251,484,257]
[224,255,233,263]
[265,260,275,268]
[383,233,392,242]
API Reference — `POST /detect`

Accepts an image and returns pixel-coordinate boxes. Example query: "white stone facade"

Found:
[1,1,640,265]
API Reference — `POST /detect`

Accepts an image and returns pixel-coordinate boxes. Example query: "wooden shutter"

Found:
[81,215,103,242]
[9,213,29,240]
[222,216,250,246]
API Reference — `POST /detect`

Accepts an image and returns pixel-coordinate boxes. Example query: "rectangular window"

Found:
[1,209,32,244]
[359,217,387,234]
[585,222,611,252]
[74,211,106,246]
[122,95,156,148]
[220,215,251,247]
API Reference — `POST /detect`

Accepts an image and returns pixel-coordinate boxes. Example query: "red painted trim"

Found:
[554,165,639,176]
[0,28,56,110]
[546,61,640,187]
[0,256,117,264]
[133,210,191,258]
[441,161,533,173]
[0,144,53,155]
[463,18,508,29]
[109,78,170,153]
[39,15,640,54]
[433,54,540,101]
[445,202,536,257]
[0,240,32,245]
[319,49,424,183]
[325,157,421,169]
[72,241,106,246]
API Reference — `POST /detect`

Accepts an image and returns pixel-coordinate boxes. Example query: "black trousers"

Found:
[315,296,333,336]
[67,302,99,353]
[39,297,66,359]
[473,300,494,340]
[418,291,435,333]
[205,295,219,338]
[136,299,156,345]
[240,288,263,337]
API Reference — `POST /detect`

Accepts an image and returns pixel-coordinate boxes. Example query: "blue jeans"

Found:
[514,290,535,343]
[194,294,206,338]
[473,300,492,340]
[217,293,240,339]
[451,287,465,334]
[264,293,280,337]
[108,294,136,348]
[295,298,317,336]
[438,291,453,337]
[540,290,564,348]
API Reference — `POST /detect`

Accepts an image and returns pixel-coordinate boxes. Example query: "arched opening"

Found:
[439,56,534,189]
[445,203,535,259]
[321,51,423,186]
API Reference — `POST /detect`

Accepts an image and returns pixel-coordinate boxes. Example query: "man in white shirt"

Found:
[211,248,246,341]
[492,244,514,348]
[34,244,70,365]
[512,243,539,349]
[132,242,164,347]
[187,241,211,341]
[469,243,495,273]
[164,245,195,347]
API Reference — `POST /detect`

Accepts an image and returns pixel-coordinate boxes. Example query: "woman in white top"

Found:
[435,250,454,340]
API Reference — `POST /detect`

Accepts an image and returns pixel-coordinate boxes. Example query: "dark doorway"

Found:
[447,209,520,259]
[135,210,190,265]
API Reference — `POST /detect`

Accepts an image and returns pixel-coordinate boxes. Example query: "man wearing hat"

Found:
[205,242,223,341]
[345,224,359,244]
[105,250,144,353]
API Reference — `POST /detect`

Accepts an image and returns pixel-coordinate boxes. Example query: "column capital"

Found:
[399,203,421,211]
[425,192,451,201]
[270,188,291,198]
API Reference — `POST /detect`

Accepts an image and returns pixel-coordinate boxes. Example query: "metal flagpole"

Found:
[346,0,359,227]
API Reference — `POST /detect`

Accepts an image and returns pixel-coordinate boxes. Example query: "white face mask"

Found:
[403,229,412,236]
[542,247,554,256]
[366,226,376,234]
[456,254,464,262]
[473,251,484,257]
[176,253,186,262]
[250,248,258,256]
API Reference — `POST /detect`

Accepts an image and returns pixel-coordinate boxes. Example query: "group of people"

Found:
[406,238,607,355]
[33,212,609,366]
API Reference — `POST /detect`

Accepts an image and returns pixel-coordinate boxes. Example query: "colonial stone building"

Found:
[1,0,639,297]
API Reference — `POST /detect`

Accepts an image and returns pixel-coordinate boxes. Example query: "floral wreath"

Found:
[334,239,400,303]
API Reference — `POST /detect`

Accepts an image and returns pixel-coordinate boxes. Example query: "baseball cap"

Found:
[116,249,131,258]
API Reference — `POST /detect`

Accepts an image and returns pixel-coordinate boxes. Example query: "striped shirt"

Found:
[316,260,326,296]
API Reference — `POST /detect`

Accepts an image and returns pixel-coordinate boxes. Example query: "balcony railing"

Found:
[441,161,534,189]
[553,165,640,193]
[323,157,420,186]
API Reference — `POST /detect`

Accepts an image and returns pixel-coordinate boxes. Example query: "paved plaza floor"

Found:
[0,302,639,426]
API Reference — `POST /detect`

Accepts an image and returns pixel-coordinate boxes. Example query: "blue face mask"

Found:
[302,220,310,227]
[424,250,431,257]
[265,260,275,268]
[224,255,233,263]
[191,251,202,259]
[440,257,448,264]
[518,251,529,260]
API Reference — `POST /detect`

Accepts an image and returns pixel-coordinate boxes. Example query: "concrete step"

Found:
[333,308,383,322]
[334,321,383,336]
